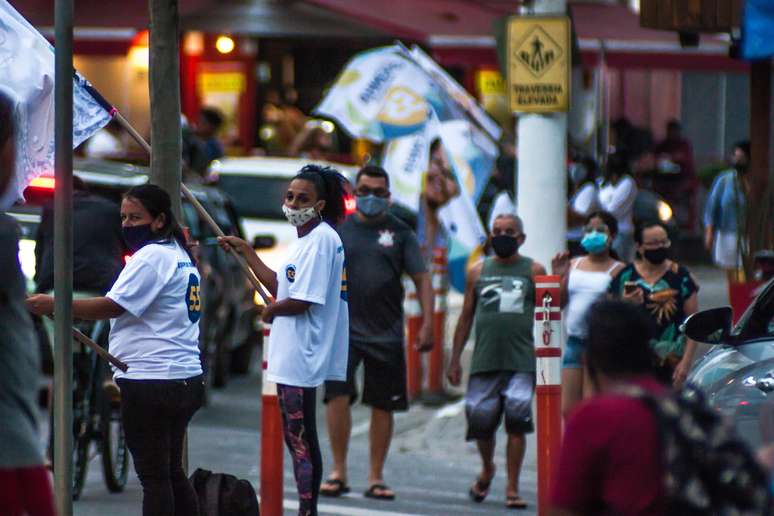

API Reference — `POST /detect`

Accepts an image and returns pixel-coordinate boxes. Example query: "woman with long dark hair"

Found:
[219,164,350,516]
[28,184,204,516]
[552,210,624,416]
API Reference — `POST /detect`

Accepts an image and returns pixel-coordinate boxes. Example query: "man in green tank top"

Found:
[447,214,546,510]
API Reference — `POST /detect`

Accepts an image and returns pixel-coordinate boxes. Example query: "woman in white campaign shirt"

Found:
[220,164,349,516]
[27,184,204,516]
[598,153,638,262]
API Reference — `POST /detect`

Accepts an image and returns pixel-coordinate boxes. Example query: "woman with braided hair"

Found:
[220,164,350,516]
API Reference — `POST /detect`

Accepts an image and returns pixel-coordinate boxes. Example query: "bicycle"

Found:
[48,318,130,500]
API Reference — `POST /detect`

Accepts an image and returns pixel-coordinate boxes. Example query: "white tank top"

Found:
[565,258,618,338]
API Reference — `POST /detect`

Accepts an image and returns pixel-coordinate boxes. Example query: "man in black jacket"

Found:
[34,175,126,295]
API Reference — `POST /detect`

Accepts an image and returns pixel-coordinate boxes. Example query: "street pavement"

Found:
[65,264,728,516]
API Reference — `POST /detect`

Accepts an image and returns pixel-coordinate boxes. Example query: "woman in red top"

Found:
[549,299,667,516]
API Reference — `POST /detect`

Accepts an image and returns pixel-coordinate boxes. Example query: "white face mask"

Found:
[282,205,319,227]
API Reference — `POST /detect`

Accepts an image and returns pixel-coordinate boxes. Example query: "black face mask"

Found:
[122,224,155,253]
[491,235,519,258]
[643,247,668,265]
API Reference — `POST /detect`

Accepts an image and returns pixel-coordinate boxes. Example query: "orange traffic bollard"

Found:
[427,247,448,396]
[260,323,283,516]
[405,278,423,400]
[533,276,563,515]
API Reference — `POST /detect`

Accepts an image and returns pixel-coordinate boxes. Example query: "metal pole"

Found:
[516,0,568,269]
[54,0,74,513]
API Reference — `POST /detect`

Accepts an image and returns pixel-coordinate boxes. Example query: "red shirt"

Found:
[549,376,667,515]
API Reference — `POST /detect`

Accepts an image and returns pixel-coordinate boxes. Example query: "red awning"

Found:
[306,0,744,71]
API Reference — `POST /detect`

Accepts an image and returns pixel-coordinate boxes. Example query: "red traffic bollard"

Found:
[260,323,283,516]
[533,275,562,515]
[404,278,423,401]
[427,247,448,397]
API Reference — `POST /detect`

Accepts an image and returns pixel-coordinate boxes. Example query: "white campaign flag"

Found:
[0,0,110,205]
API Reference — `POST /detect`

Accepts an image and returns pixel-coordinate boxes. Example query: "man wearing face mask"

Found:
[447,214,546,510]
[609,221,699,387]
[0,89,57,515]
[321,165,433,501]
[704,140,750,281]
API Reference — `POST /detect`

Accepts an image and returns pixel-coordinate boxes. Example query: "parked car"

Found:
[209,156,358,272]
[8,158,258,389]
[684,278,774,451]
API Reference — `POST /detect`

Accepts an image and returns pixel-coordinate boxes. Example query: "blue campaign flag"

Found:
[0,0,111,206]
[742,0,774,60]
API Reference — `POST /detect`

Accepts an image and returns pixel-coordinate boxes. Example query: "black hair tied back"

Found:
[124,184,196,263]
[293,164,348,226]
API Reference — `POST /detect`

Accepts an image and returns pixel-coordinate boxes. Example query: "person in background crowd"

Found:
[181,113,209,180]
[219,165,349,516]
[704,140,750,282]
[289,124,333,161]
[566,155,600,256]
[609,221,699,387]
[0,88,57,516]
[552,210,624,416]
[196,107,225,164]
[321,166,433,501]
[35,175,126,295]
[28,184,204,516]
[83,118,126,159]
[548,299,666,516]
[654,119,697,228]
[598,152,638,262]
[447,214,546,510]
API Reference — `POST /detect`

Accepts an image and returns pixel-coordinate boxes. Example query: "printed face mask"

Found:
[356,194,388,217]
[581,231,608,255]
[282,205,318,227]
[491,235,519,258]
[122,224,155,253]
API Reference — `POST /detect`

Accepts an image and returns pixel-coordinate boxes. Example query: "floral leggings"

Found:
[277,384,322,516]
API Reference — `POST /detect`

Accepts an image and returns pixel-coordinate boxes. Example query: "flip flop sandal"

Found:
[468,477,492,503]
[319,478,350,497]
[506,495,528,509]
[364,483,396,500]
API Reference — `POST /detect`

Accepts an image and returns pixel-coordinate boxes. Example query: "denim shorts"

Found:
[562,335,586,369]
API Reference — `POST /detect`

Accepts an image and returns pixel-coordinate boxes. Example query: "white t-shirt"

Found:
[267,222,349,388]
[567,183,599,240]
[106,240,203,380]
[598,175,637,234]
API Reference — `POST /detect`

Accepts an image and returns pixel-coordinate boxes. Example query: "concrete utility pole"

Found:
[149,0,182,217]
[516,0,568,270]
[54,0,74,513]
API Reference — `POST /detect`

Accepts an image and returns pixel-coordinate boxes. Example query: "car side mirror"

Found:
[681,306,733,345]
[253,235,276,250]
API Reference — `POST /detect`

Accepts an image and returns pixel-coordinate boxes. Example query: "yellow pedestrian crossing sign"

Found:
[507,16,571,113]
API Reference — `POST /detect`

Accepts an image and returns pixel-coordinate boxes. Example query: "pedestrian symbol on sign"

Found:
[515,26,562,79]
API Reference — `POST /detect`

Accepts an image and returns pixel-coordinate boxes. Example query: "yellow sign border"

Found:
[507,15,571,114]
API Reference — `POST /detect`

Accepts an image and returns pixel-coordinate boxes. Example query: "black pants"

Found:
[117,375,204,516]
[277,384,322,516]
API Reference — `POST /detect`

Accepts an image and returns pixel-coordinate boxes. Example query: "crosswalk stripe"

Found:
[283,499,425,516]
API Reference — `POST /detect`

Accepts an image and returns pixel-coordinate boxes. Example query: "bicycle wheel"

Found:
[99,388,128,492]
[48,363,91,501]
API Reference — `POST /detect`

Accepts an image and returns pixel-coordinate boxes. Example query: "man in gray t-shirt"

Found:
[322,166,433,501]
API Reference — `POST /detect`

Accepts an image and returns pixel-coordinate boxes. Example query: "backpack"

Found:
[189,468,260,516]
[622,384,773,516]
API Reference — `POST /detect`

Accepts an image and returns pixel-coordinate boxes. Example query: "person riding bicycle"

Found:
[34,175,126,296]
